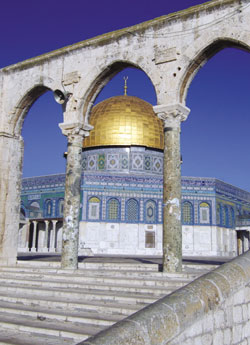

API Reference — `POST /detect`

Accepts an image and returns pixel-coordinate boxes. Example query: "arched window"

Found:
[57,199,64,217]
[228,207,235,228]
[145,200,157,223]
[107,198,119,221]
[45,200,52,217]
[126,199,139,222]
[199,202,210,224]
[29,201,41,218]
[182,201,193,225]
[88,197,100,220]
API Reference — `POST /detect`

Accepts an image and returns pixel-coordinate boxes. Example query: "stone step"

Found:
[0,311,104,341]
[0,272,191,289]
[0,261,210,344]
[0,326,76,345]
[17,260,160,271]
[0,282,160,304]
[16,259,218,273]
[0,300,123,326]
[0,276,179,295]
[182,263,218,272]
[0,291,145,316]
[1,265,200,279]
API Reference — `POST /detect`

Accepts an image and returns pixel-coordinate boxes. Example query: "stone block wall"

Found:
[78,250,250,345]
[170,278,250,344]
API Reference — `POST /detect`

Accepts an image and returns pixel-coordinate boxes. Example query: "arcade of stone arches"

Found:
[1,0,250,272]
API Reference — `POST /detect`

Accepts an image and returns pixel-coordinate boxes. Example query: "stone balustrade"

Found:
[77,250,250,345]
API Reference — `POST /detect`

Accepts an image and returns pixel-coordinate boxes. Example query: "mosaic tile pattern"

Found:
[153,157,163,173]
[87,155,97,171]
[145,156,151,171]
[21,168,250,227]
[82,157,87,170]
[131,153,143,170]
[121,154,129,170]
[121,198,125,221]
[82,148,163,175]
[98,154,105,170]
[107,154,119,170]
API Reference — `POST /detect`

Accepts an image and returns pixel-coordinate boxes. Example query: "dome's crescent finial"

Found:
[123,76,128,96]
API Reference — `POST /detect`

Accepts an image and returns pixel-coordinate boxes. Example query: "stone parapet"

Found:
[77,250,250,345]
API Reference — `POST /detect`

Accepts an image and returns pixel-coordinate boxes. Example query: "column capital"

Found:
[59,122,93,142]
[153,103,190,128]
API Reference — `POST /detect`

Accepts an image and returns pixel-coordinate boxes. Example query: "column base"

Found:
[41,248,49,253]
[18,247,29,253]
[30,247,37,253]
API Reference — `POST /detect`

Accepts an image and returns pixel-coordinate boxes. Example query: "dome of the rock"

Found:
[83,95,164,150]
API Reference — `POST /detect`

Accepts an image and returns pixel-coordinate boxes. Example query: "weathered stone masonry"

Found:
[0,0,250,269]
[77,250,250,345]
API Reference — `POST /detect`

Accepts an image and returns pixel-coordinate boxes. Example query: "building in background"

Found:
[19,94,250,257]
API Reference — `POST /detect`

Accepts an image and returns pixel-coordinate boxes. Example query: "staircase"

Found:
[0,259,217,345]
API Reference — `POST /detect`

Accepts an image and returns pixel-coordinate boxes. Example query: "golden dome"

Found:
[83,95,164,150]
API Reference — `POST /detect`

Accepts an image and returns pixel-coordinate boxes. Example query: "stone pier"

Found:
[0,134,23,265]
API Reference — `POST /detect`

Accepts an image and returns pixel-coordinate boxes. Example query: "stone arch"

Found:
[13,84,51,136]
[179,37,250,103]
[78,60,157,124]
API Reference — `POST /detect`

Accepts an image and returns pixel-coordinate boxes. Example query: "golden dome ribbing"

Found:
[83,95,164,149]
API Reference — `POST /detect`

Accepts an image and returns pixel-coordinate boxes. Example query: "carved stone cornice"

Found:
[153,103,190,128]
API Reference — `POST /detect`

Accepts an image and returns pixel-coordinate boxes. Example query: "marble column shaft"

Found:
[44,220,49,251]
[31,221,38,252]
[59,123,92,269]
[154,103,190,273]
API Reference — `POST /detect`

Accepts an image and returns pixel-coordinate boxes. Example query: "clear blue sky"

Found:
[1,0,250,192]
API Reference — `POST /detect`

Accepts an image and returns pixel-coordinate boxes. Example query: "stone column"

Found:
[49,220,57,252]
[52,220,57,251]
[243,231,249,253]
[59,123,92,269]
[0,133,23,265]
[31,221,38,252]
[23,222,30,252]
[237,233,243,255]
[153,103,190,272]
[42,220,49,252]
